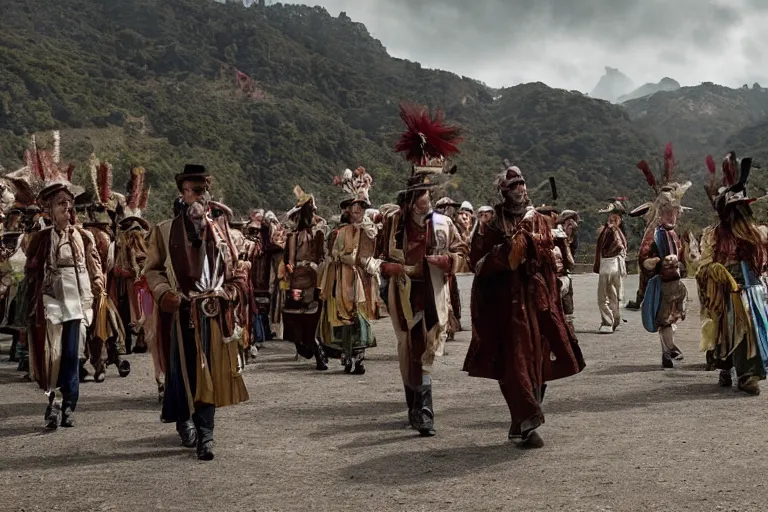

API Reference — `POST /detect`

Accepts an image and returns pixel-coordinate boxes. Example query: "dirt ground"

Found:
[1,274,767,512]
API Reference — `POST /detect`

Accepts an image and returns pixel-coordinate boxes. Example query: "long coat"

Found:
[144,215,248,419]
[463,206,585,425]
[24,226,105,390]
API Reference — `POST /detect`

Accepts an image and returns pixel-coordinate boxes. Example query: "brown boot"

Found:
[738,376,760,396]
[519,430,544,449]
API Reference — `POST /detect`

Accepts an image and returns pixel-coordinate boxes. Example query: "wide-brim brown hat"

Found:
[339,194,371,210]
[557,209,580,224]
[174,164,209,191]
[39,181,81,202]
[119,215,151,231]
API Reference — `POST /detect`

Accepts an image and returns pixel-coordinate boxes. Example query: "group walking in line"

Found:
[3,105,768,461]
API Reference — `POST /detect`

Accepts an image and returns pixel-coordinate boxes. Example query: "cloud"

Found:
[296,0,768,91]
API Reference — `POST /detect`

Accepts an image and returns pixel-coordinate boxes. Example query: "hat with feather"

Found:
[705,151,758,219]
[598,197,628,216]
[636,142,692,220]
[85,154,116,226]
[290,184,315,211]
[394,102,462,202]
[13,132,81,203]
[118,167,151,232]
[332,166,373,209]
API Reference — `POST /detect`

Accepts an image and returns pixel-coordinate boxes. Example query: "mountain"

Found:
[590,67,634,103]
[0,0,669,244]
[622,82,768,158]
[617,77,680,103]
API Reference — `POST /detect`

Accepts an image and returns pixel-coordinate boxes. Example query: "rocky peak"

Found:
[590,67,634,103]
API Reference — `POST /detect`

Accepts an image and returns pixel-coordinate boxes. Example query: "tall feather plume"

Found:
[722,151,737,187]
[394,102,462,165]
[52,131,61,164]
[636,160,658,194]
[705,155,717,199]
[89,154,100,199]
[663,142,675,184]
[97,161,112,204]
[737,157,752,190]
[127,167,146,209]
[138,186,150,210]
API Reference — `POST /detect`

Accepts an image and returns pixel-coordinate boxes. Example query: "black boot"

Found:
[314,341,328,371]
[625,300,640,310]
[44,394,60,430]
[177,420,197,448]
[413,376,436,437]
[79,359,90,383]
[404,386,417,429]
[196,424,214,461]
[705,350,717,371]
[197,437,214,461]
[343,355,353,374]
[17,357,29,373]
[117,358,131,378]
[352,357,366,375]
[9,334,18,362]
[60,403,75,428]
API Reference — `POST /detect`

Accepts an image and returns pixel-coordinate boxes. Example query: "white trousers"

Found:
[598,256,625,328]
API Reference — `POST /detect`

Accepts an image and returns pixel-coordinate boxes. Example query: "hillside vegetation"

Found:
[5,0,768,254]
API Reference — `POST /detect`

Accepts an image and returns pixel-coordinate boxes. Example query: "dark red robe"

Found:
[463,206,585,428]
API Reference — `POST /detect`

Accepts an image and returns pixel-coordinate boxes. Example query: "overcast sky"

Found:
[291,0,768,92]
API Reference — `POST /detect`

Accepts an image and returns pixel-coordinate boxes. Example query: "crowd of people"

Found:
[2,105,768,461]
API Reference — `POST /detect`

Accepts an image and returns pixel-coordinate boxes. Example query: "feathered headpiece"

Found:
[395,102,462,176]
[636,142,680,195]
[89,153,113,205]
[637,142,691,219]
[124,167,151,219]
[292,184,315,209]
[332,166,373,208]
[12,131,80,202]
[705,151,756,215]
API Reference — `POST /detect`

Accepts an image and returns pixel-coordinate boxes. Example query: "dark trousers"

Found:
[57,320,82,410]
[118,292,134,353]
[169,306,216,441]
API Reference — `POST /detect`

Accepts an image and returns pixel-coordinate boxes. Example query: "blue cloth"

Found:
[740,261,768,372]
[641,227,669,333]
[57,319,82,409]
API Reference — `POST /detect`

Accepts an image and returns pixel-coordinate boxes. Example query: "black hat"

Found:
[174,164,210,191]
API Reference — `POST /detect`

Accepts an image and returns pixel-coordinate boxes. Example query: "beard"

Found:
[186,200,208,231]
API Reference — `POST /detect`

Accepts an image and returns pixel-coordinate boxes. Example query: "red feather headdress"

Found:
[125,167,151,218]
[395,102,462,174]
[637,142,679,194]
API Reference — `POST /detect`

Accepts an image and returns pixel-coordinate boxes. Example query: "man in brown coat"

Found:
[144,164,249,461]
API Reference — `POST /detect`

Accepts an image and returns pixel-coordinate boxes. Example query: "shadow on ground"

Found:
[341,442,525,485]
